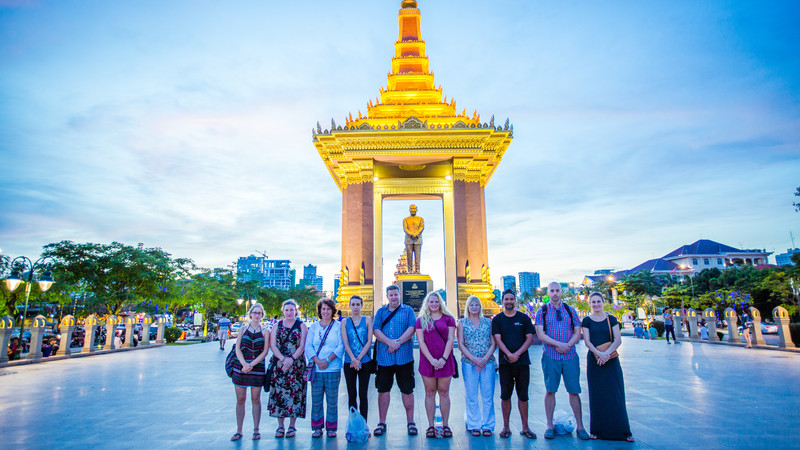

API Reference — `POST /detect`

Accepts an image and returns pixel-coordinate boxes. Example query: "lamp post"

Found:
[678,265,695,332]
[607,275,617,304]
[4,256,56,355]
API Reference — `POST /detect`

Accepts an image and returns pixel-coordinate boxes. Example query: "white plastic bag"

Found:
[553,409,576,435]
[345,407,370,443]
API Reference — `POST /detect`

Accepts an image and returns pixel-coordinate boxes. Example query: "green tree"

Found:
[42,241,182,315]
[793,186,800,212]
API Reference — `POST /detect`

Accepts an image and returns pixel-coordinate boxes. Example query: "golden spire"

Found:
[345,1,480,129]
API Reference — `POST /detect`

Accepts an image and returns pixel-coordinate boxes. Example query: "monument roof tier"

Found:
[314,1,513,191]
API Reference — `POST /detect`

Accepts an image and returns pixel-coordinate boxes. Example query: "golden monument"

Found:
[403,204,424,273]
[315,0,512,317]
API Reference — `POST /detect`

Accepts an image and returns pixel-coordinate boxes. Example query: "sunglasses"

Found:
[556,309,563,322]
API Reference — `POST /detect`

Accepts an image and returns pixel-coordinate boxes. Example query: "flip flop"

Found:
[482,429,493,437]
[274,427,285,438]
[230,432,243,441]
[544,428,555,439]
[285,427,296,438]
[577,429,595,440]
[470,429,482,437]
[252,430,260,440]
[520,429,537,439]
[499,429,511,438]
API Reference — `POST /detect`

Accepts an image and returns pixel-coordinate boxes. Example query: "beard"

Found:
[504,303,515,310]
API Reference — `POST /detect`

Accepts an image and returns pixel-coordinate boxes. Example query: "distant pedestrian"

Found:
[230,302,271,441]
[457,295,496,437]
[372,285,418,437]
[8,337,20,360]
[268,299,308,439]
[740,310,754,348]
[341,295,373,422]
[493,289,536,440]
[416,291,457,439]
[648,324,657,340]
[535,282,592,440]
[700,323,709,340]
[663,308,676,344]
[218,312,232,350]
[633,323,645,339]
[581,292,633,442]
[305,298,344,438]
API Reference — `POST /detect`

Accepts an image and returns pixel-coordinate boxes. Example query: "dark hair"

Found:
[221,312,227,317]
[317,298,337,318]
[386,285,400,294]
[349,295,363,305]
[502,289,516,299]
[588,292,604,302]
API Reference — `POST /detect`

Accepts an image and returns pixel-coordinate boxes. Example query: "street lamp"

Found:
[4,256,56,356]
[606,275,617,304]
[678,264,695,332]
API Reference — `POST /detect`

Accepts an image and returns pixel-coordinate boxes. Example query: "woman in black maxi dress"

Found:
[581,292,633,442]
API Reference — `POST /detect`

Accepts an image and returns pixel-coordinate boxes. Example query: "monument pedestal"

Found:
[397,274,433,313]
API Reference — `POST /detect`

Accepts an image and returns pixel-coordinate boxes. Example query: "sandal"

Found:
[274,427,285,438]
[312,429,323,438]
[544,428,555,439]
[626,436,635,442]
[520,429,537,439]
[470,429,482,437]
[499,429,511,438]
[426,426,437,438]
[285,427,296,438]
[577,429,595,440]
[407,422,418,436]
[252,429,261,440]
[327,430,337,438]
[230,432,243,441]
[374,422,386,436]
[442,426,453,438]
[482,429,493,437]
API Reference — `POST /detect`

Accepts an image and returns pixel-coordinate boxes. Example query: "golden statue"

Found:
[403,204,424,273]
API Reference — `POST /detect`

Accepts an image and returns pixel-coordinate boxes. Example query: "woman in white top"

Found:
[304,298,345,438]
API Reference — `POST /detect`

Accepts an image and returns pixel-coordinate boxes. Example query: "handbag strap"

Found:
[314,322,335,358]
[606,315,614,343]
[380,306,400,329]
[432,318,450,347]
[349,317,366,347]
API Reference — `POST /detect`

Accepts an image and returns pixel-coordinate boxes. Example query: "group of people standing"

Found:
[226,282,633,443]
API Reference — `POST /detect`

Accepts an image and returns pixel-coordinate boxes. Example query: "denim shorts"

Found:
[541,354,581,394]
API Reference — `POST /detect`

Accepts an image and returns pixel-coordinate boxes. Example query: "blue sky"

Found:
[1,0,799,293]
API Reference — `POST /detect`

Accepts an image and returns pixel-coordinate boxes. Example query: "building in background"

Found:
[300,264,324,292]
[776,248,800,266]
[502,275,516,294]
[237,255,293,290]
[582,239,773,285]
[518,272,540,297]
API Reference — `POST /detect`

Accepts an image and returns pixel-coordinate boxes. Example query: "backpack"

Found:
[540,303,576,334]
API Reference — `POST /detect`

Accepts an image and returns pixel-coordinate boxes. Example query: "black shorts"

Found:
[375,361,415,395]
[499,364,530,401]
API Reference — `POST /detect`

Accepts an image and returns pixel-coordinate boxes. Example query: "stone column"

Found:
[672,309,685,339]
[58,315,77,356]
[155,315,166,344]
[0,315,14,363]
[140,315,152,346]
[122,316,136,348]
[686,309,700,340]
[82,315,99,353]
[701,308,718,341]
[773,306,796,348]
[748,307,766,346]
[103,315,119,350]
[26,315,47,360]
[723,307,738,343]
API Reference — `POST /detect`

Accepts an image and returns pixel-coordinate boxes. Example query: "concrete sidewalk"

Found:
[0,336,797,449]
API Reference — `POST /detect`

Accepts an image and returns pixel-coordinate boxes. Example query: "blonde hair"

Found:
[465,295,483,317]
[281,299,298,311]
[418,290,455,331]
[247,302,265,319]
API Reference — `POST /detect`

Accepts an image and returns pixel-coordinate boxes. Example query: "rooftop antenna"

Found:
[791,231,796,249]
[255,250,268,258]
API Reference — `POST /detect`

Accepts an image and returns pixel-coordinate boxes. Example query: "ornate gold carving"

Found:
[457,282,501,317]
[398,164,426,171]
[336,284,375,317]
[374,178,451,195]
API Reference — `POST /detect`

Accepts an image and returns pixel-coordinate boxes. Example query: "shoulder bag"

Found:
[432,318,459,378]
[304,322,334,383]
[370,306,401,371]
[225,343,237,378]
[594,315,619,362]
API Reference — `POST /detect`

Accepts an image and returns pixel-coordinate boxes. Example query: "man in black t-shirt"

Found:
[492,289,536,440]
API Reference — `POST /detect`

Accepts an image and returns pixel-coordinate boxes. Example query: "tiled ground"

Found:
[0,336,797,449]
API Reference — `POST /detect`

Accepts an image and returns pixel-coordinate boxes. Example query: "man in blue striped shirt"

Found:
[534,282,592,440]
[372,285,418,437]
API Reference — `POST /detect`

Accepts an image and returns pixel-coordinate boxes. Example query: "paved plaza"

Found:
[1,336,797,449]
